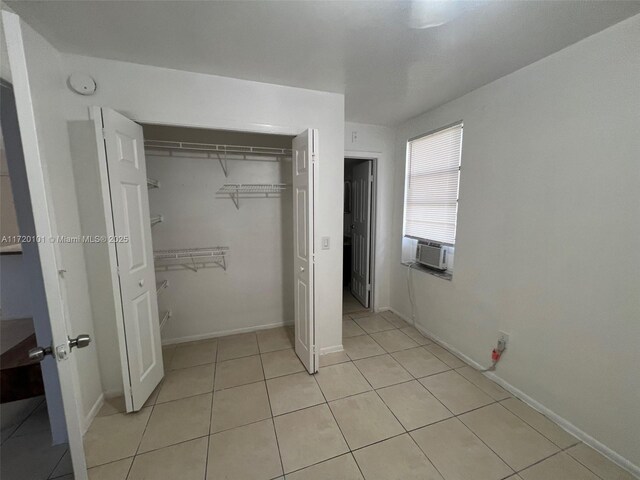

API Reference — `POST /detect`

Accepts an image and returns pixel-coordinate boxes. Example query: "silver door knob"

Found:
[139,279,145,287]
[69,334,91,351]
[300,266,305,272]
[28,346,53,362]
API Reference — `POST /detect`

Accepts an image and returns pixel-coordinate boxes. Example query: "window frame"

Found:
[402,121,463,247]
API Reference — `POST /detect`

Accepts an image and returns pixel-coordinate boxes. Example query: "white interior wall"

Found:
[146,146,294,342]
[389,15,640,472]
[60,53,344,395]
[344,122,395,310]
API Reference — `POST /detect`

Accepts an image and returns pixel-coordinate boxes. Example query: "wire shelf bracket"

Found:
[216,184,288,210]
[150,215,164,227]
[216,153,229,178]
[156,280,168,295]
[154,247,229,272]
[147,178,160,189]
[160,310,172,330]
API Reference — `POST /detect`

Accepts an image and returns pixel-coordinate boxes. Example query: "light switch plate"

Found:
[321,236,330,250]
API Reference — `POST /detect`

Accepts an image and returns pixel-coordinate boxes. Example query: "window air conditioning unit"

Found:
[416,241,447,271]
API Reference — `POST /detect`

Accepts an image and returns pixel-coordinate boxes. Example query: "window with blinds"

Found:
[403,123,463,246]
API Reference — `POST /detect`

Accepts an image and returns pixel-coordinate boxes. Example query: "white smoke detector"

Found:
[68,73,97,96]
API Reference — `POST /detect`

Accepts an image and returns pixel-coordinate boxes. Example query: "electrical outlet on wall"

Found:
[498,331,510,350]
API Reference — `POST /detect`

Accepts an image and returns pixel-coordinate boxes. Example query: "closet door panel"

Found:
[292,129,317,374]
[101,108,163,411]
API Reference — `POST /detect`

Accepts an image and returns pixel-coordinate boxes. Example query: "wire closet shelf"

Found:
[216,183,288,209]
[144,140,292,177]
[153,246,229,272]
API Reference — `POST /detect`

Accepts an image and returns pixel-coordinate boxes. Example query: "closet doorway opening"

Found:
[83,109,320,416]
[139,123,319,374]
[140,123,298,356]
[343,157,377,314]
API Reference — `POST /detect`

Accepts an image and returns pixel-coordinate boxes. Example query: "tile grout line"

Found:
[310,371,364,478]
[564,445,614,480]
[203,364,216,480]
[346,354,476,480]
[349,355,412,433]
[121,347,216,477]
[4,397,46,443]
[498,398,581,451]
[335,352,437,477]
[121,434,211,464]
[352,342,422,387]
[124,400,157,479]
[406,427,449,480]
[46,447,70,480]
[258,345,286,478]
[446,403,517,476]
[282,451,358,478]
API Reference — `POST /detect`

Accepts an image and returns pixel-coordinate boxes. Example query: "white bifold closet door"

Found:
[96,107,164,411]
[351,161,372,308]
[292,129,318,374]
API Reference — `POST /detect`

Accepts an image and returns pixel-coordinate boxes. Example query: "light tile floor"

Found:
[342,289,369,315]
[82,314,637,480]
[0,397,74,480]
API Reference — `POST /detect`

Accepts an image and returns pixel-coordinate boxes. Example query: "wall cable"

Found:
[406,260,504,372]
[406,261,417,326]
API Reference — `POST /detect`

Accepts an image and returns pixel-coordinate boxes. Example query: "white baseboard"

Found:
[83,393,104,434]
[162,321,293,346]
[320,344,344,355]
[388,307,640,479]
[164,321,343,358]
[103,389,124,399]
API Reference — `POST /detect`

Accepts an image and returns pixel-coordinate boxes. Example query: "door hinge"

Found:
[102,128,107,139]
[369,175,374,183]
[367,284,371,291]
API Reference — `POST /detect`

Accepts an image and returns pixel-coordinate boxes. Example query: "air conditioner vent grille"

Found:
[416,242,447,271]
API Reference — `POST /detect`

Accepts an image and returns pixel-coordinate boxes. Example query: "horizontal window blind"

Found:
[404,123,462,245]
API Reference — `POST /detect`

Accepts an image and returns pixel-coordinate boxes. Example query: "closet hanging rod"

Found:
[144,140,292,158]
